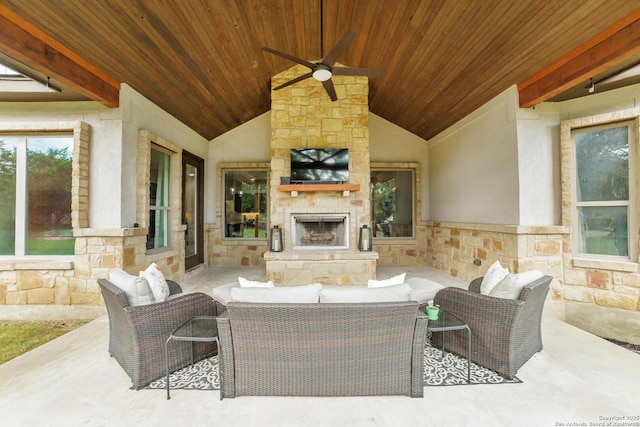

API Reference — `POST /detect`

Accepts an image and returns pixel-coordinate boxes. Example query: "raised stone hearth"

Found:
[264,250,378,286]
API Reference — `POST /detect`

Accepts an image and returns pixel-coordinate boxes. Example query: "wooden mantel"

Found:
[278,183,360,197]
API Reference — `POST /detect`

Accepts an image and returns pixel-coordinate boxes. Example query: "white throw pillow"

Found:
[480,261,509,295]
[367,272,407,288]
[230,283,322,303]
[109,268,155,306]
[488,274,523,300]
[513,269,544,286]
[238,277,275,288]
[140,263,170,302]
[320,284,412,303]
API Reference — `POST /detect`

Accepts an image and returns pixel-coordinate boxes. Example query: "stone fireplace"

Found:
[291,213,349,250]
[264,64,378,285]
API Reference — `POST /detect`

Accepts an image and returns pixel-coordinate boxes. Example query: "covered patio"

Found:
[1,266,639,426]
[1,3,640,424]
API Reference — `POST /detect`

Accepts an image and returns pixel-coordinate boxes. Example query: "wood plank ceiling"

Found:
[1,0,640,141]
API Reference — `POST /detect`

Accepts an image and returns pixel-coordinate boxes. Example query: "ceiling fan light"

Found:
[312,68,332,82]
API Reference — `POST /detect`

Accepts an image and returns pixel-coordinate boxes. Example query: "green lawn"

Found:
[0,320,88,364]
[243,229,268,238]
[0,235,74,256]
[586,233,619,256]
[26,237,75,255]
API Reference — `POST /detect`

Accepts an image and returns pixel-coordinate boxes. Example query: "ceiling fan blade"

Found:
[272,72,313,90]
[262,47,316,70]
[322,79,338,101]
[322,29,357,67]
[332,67,386,77]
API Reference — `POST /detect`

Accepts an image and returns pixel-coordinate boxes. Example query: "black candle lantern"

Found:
[270,225,283,252]
[359,224,372,252]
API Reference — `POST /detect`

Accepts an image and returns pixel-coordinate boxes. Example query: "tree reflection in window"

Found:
[223,169,268,238]
[0,136,75,255]
[370,169,413,238]
[574,124,631,257]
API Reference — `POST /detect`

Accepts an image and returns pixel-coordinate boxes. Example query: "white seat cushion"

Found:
[238,277,274,288]
[230,283,322,303]
[211,282,238,306]
[320,284,412,303]
[404,277,445,304]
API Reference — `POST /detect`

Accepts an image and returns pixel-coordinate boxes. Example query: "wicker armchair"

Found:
[432,274,552,379]
[98,278,217,389]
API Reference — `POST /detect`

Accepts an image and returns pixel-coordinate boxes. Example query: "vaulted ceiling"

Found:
[1,1,640,141]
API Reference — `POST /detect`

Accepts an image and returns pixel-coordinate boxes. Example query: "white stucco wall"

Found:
[0,100,125,227]
[535,82,640,120]
[515,108,560,225]
[118,84,209,227]
[427,82,640,227]
[369,113,430,220]
[205,111,430,224]
[513,82,640,226]
[427,86,520,224]
[207,111,272,224]
[0,84,209,228]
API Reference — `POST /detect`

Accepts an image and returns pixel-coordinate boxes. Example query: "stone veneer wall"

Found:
[560,109,640,343]
[265,64,376,285]
[426,221,566,295]
[374,222,429,266]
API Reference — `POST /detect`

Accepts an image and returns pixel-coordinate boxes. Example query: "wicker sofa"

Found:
[211,277,444,314]
[217,301,427,398]
[98,278,217,389]
[432,274,552,379]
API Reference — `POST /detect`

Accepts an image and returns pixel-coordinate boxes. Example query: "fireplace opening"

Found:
[291,213,349,250]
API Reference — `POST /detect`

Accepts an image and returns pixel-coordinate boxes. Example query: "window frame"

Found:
[147,144,172,251]
[569,119,637,261]
[0,127,82,259]
[219,165,269,241]
[370,166,416,239]
[137,130,182,256]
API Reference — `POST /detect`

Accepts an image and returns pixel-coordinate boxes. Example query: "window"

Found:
[370,169,414,238]
[147,145,171,250]
[223,169,268,239]
[0,135,75,255]
[573,122,634,258]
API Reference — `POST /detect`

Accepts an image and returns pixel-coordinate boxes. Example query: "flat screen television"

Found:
[290,148,349,184]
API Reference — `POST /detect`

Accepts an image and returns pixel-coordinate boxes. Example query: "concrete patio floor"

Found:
[1,266,639,427]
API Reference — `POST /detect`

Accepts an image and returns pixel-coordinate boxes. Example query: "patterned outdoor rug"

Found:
[146,356,221,391]
[146,345,520,391]
[423,344,521,386]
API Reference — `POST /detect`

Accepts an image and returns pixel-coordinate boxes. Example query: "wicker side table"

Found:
[165,315,219,399]
[427,310,471,383]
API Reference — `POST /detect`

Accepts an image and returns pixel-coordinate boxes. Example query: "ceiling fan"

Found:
[262,29,386,101]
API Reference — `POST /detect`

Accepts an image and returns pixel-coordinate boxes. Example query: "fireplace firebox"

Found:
[290,213,349,250]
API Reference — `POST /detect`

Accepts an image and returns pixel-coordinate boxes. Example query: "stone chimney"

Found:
[265,64,378,285]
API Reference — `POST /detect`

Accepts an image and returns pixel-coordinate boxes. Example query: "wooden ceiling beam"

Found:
[518,8,640,108]
[0,4,119,107]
